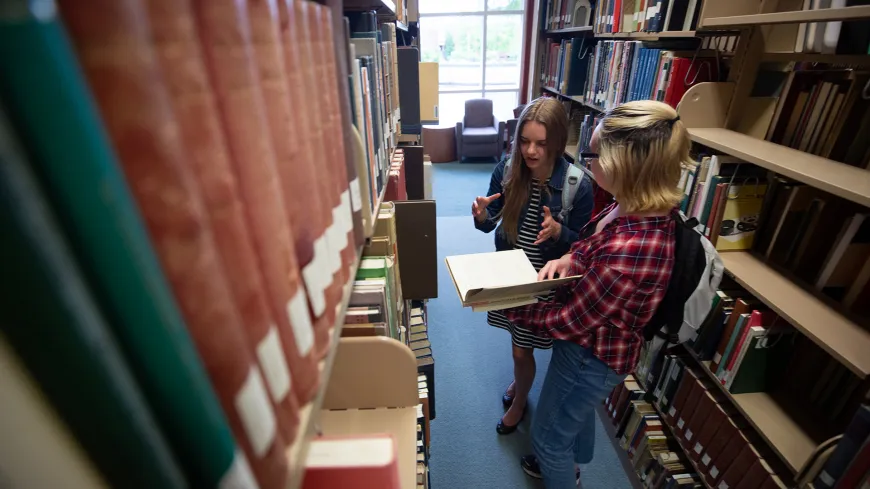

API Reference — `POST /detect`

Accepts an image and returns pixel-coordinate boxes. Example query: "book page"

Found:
[445,250,538,300]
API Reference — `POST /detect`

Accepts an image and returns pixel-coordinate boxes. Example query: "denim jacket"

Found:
[473,156,594,263]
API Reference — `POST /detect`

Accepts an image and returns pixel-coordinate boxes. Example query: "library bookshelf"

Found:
[531,0,870,485]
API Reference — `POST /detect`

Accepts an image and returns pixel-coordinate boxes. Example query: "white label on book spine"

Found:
[710,466,719,479]
[286,288,315,356]
[235,367,277,457]
[672,367,679,380]
[668,406,676,417]
[677,418,685,429]
[341,190,354,233]
[701,454,712,466]
[713,352,722,364]
[818,472,835,485]
[350,178,363,212]
[694,442,703,454]
[257,326,292,402]
[218,450,258,489]
[326,218,343,274]
[717,481,727,489]
[302,235,329,317]
[686,429,693,441]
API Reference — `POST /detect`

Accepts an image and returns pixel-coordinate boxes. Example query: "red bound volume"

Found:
[192,0,320,404]
[317,4,364,248]
[300,1,353,284]
[291,0,345,322]
[246,0,332,357]
[145,0,300,444]
[59,1,289,487]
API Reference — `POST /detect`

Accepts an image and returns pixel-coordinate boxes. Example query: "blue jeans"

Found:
[532,340,627,489]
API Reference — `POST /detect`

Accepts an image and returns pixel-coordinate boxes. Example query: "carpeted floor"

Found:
[426,162,633,489]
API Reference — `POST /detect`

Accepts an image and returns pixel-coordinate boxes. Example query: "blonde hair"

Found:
[597,100,690,213]
[498,97,568,244]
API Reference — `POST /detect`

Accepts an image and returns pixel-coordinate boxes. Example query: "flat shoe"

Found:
[502,389,514,408]
[496,407,526,435]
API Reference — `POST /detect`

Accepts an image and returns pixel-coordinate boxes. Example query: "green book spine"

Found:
[0,4,238,486]
[716,314,748,380]
[700,175,724,234]
[728,331,795,395]
[0,106,185,489]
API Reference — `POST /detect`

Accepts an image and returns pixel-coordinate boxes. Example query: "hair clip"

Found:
[667,115,680,126]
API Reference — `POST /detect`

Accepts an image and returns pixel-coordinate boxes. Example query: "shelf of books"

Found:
[0,0,431,488]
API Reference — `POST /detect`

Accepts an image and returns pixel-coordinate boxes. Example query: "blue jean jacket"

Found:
[473,156,594,263]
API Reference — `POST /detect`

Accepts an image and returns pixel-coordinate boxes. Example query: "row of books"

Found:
[592,0,704,34]
[541,38,591,96]
[793,0,870,54]
[751,66,870,168]
[583,41,719,111]
[348,12,404,213]
[415,303,434,489]
[543,0,593,31]
[811,404,870,489]
[0,1,403,488]
[754,176,870,316]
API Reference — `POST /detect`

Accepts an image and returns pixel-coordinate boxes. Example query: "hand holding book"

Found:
[472,193,501,224]
[538,253,573,281]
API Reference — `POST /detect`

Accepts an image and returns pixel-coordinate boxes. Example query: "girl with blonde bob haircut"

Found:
[472,97,594,435]
[506,100,686,488]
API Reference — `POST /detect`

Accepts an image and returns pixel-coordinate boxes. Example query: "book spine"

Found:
[147,0,301,444]
[0,106,185,489]
[246,0,335,360]
[64,1,291,487]
[195,0,320,410]
[0,3,242,486]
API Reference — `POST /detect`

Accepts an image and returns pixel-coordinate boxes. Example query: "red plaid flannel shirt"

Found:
[505,203,676,375]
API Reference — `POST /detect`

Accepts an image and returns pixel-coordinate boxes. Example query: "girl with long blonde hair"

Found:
[472,97,594,434]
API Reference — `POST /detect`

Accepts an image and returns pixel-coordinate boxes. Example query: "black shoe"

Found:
[520,455,581,483]
[496,406,526,435]
[502,387,514,408]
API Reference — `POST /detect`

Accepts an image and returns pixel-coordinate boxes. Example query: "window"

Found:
[419,0,525,125]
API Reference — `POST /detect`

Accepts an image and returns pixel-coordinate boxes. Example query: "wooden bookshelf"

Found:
[761,52,870,66]
[687,128,870,208]
[343,0,397,16]
[678,346,831,475]
[565,143,578,160]
[702,5,870,27]
[286,183,388,488]
[544,25,593,36]
[720,252,870,378]
[319,337,420,489]
[648,403,715,489]
[541,86,607,113]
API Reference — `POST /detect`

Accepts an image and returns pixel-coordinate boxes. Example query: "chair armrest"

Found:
[495,118,506,149]
[455,121,464,157]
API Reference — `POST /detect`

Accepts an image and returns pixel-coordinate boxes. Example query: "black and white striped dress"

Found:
[487,179,555,350]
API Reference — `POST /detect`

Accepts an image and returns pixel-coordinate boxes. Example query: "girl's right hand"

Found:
[538,253,573,281]
[472,193,501,223]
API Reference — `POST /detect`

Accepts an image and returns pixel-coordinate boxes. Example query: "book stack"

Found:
[416,370,432,489]
[0,1,370,488]
[385,149,408,202]
[755,67,870,168]
[412,303,436,421]
[645,362,789,488]
[543,0,593,30]
[792,0,870,54]
[604,376,703,487]
[592,0,704,34]
[584,41,719,110]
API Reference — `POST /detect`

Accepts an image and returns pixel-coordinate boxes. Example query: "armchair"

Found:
[455,99,505,161]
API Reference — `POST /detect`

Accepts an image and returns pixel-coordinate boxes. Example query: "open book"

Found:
[445,249,581,312]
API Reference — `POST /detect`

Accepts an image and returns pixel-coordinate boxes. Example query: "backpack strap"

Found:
[558,163,585,223]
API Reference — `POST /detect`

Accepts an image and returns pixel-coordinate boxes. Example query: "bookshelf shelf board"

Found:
[762,52,870,66]
[344,0,397,16]
[595,404,646,489]
[565,143,578,160]
[596,30,697,40]
[720,252,870,378]
[701,5,870,27]
[687,128,870,208]
[395,19,408,32]
[544,25,594,36]
[541,86,606,112]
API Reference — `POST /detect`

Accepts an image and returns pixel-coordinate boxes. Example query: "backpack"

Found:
[642,211,724,344]
[503,156,585,223]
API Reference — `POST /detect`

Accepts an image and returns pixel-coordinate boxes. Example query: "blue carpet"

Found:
[427,162,633,488]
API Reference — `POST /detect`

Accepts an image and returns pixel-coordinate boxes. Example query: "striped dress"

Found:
[487,179,555,350]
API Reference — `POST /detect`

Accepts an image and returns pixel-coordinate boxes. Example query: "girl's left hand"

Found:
[534,206,561,245]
